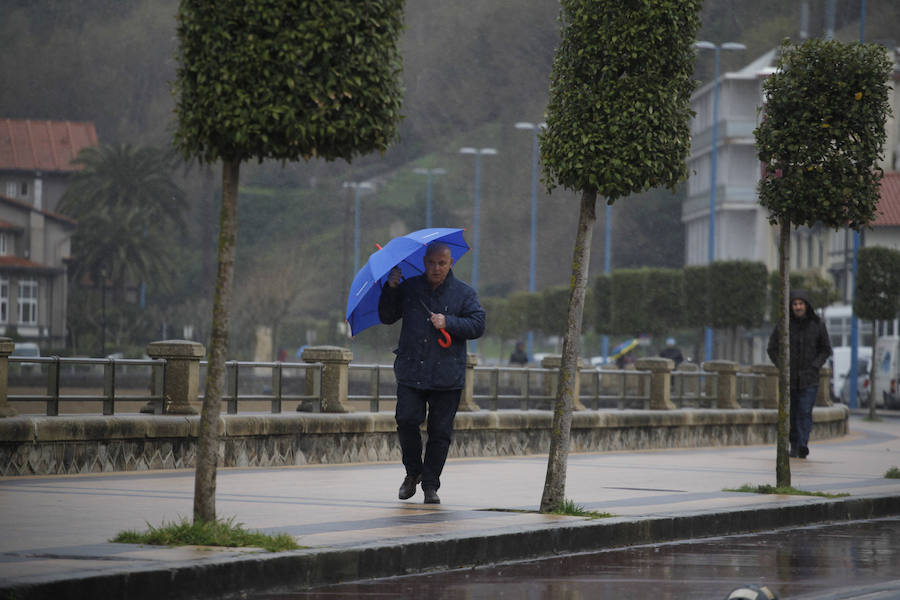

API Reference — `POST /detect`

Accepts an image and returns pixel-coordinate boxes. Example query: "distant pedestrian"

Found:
[658,338,684,367]
[767,289,832,459]
[509,341,528,366]
[379,242,486,504]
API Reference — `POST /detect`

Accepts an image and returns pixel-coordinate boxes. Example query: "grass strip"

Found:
[551,498,614,519]
[724,484,849,498]
[885,466,900,479]
[111,516,301,552]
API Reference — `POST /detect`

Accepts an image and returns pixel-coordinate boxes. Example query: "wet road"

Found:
[260,517,900,599]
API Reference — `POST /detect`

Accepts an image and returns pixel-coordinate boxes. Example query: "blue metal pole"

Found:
[704,46,722,363]
[472,155,481,294]
[849,0,866,409]
[527,129,539,359]
[602,202,611,363]
[425,172,433,229]
[353,186,361,275]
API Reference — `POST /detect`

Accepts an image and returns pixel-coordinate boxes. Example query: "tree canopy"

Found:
[173,0,404,164]
[756,38,892,229]
[540,0,700,201]
[854,246,900,322]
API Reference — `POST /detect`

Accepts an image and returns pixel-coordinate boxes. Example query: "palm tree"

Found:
[59,143,186,354]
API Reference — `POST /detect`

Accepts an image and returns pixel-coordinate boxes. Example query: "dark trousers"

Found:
[790,386,817,451]
[395,384,461,491]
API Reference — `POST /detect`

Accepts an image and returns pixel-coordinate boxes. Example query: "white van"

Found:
[872,319,900,408]
[829,345,872,403]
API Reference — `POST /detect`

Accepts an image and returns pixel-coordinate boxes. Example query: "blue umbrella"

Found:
[345,228,470,336]
[610,338,638,360]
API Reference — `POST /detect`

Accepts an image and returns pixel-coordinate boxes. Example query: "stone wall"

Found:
[0,406,850,476]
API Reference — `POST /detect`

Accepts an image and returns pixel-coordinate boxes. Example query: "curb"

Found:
[4,493,899,600]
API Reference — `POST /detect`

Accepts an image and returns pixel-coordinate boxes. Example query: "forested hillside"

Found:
[2,0,896,358]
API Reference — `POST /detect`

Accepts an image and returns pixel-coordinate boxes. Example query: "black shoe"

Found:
[423,488,440,504]
[799,446,809,459]
[399,474,421,500]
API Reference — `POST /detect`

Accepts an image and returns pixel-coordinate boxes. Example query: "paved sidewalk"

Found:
[1,414,899,599]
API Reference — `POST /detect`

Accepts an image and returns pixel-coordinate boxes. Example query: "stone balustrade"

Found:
[0,339,854,476]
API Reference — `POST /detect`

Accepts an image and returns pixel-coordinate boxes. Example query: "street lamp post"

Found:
[412,167,447,228]
[515,122,545,360]
[344,181,375,275]
[458,147,497,295]
[694,40,745,362]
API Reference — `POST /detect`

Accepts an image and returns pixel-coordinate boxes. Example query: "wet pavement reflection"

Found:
[260,517,900,599]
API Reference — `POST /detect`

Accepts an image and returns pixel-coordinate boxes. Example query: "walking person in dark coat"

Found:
[379,242,486,504]
[767,289,832,459]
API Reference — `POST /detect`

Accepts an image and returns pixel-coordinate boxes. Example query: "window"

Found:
[0,277,7,323]
[4,182,15,198]
[17,279,37,325]
[0,233,7,255]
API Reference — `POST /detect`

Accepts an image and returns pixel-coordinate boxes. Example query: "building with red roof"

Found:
[0,119,97,349]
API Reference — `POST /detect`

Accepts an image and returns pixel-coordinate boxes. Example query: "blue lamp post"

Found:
[458,147,497,295]
[694,40,745,362]
[412,167,447,228]
[849,0,867,408]
[515,121,546,360]
[344,181,375,275]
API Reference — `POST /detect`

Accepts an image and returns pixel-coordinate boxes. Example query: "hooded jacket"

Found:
[767,289,833,390]
[378,270,486,390]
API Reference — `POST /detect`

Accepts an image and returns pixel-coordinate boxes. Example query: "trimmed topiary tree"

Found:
[537,0,701,512]
[755,38,891,487]
[173,0,404,523]
[854,246,900,418]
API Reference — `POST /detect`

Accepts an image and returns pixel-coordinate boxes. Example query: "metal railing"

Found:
[473,365,554,410]
[5,356,767,416]
[670,369,716,408]
[8,356,166,416]
[198,360,323,414]
[347,363,396,411]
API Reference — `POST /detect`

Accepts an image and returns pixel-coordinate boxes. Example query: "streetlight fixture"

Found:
[514,121,546,360]
[694,40,746,362]
[412,167,447,228]
[458,147,497,295]
[343,181,375,275]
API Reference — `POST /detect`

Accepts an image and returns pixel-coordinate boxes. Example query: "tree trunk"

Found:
[776,218,791,488]
[193,159,240,523]
[540,189,596,513]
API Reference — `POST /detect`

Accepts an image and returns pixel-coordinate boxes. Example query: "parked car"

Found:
[10,342,41,373]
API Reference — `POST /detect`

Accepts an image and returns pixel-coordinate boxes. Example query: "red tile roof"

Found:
[0,119,98,172]
[874,171,900,227]
[0,194,77,227]
[0,255,55,271]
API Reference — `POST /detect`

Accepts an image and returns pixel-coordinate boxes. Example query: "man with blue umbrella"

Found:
[379,241,485,504]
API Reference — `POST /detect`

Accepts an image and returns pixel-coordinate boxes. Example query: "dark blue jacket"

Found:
[767,289,832,390]
[378,270,485,390]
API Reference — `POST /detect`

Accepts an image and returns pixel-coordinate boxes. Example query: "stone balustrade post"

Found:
[634,357,676,410]
[541,355,586,410]
[146,340,205,415]
[301,346,353,413]
[751,364,780,409]
[458,353,480,411]
[817,366,834,406]
[701,360,741,409]
[0,338,16,417]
